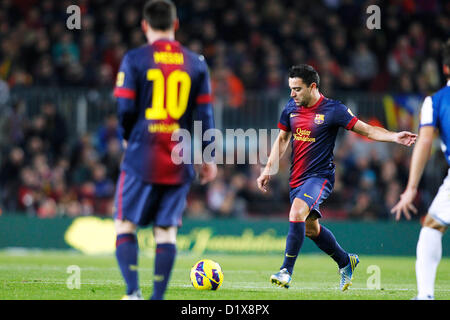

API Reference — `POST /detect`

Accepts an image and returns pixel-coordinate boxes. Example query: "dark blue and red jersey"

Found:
[113,39,214,185]
[278,94,358,188]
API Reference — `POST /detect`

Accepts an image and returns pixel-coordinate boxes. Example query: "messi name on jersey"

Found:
[293,128,316,142]
[153,51,184,65]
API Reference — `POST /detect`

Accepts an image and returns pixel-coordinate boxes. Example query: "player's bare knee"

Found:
[290,199,310,221]
[154,226,177,244]
[289,210,308,222]
[115,219,137,235]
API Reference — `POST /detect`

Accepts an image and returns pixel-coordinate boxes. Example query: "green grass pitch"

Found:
[0,250,449,300]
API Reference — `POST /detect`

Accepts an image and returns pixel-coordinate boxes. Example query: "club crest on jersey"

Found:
[314,114,325,125]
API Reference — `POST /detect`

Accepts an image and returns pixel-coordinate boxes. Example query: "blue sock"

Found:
[115,233,139,295]
[281,221,305,274]
[151,243,176,300]
[310,225,349,268]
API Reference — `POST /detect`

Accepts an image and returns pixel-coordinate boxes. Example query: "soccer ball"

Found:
[190,259,224,290]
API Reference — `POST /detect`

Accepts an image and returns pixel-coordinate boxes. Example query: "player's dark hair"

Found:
[143,0,176,31]
[443,39,450,78]
[289,64,320,88]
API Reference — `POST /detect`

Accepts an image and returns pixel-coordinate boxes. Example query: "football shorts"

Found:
[289,176,333,218]
[428,168,450,226]
[114,170,191,227]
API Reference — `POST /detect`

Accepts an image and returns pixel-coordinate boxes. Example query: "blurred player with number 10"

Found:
[112,0,216,300]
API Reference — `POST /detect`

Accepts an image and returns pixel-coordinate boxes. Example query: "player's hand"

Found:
[256,172,270,193]
[390,187,418,221]
[394,131,418,147]
[198,162,217,185]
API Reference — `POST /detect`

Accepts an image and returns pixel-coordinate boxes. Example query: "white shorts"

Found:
[428,168,450,226]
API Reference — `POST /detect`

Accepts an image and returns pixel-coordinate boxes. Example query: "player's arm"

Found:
[113,54,139,147]
[116,98,138,148]
[257,129,292,193]
[391,125,435,220]
[194,57,217,184]
[351,120,417,146]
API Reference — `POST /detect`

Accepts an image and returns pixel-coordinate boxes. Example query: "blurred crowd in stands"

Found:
[1,0,448,97]
[0,100,122,217]
[0,0,449,220]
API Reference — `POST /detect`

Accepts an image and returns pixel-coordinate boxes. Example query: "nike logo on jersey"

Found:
[290,113,300,118]
[303,193,313,199]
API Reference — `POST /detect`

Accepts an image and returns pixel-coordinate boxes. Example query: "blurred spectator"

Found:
[91,163,114,215]
[96,63,115,88]
[41,101,68,159]
[387,35,415,77]
[206,168,247,218]
[238,60,261,91]
[0,79,10,107]
[95,113,121,156]
[52,32,79,66]
[347,191,380,221]
[24,135,46,158]
[17,166,41,214]
[350,42,378,89]
[34,55,59,85]
[77,181,95,215]
[186,196,211,220]
[101,138,123,182]
[0,99,27,148]
[37,198,57,218]
[69,133,99,185]
[92,163,114,199]
[211,65,245,109]
[0,147,25,211]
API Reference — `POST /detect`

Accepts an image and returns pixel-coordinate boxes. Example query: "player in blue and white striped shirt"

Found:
[392,39,450,300]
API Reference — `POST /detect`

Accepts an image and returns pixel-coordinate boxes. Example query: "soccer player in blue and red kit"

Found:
[113,0,216,300]
[257,64,417,290]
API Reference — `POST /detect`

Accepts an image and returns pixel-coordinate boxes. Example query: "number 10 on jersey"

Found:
[145,68,191,121]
